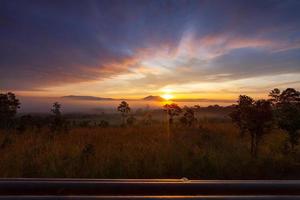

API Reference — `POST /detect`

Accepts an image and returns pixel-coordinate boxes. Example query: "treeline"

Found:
[0,95,69,135]
[1,88,300,158]
[115,88,300,158]
[159,88,300,157]
[0,94,233,133]
[231,88,300,157]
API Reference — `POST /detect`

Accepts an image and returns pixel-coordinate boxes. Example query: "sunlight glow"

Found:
[161,94,174,100]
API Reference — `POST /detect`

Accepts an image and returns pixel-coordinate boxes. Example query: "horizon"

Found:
[17,94,236,113]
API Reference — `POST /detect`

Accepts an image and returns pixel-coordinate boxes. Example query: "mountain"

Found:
[142,95,164,101]
[62,95,114,101]
[62,95,234,104]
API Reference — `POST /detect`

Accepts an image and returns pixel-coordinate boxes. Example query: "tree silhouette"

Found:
[163,103,182,125]
[269,88,281,104]
[51,102,61,116]
[0,92,20,130]
[180,106,196,127]
[117,101,130,126]
[269,88,300,151]
[50,102,65,133]
[229,96,254,137]
[230,95,273,157]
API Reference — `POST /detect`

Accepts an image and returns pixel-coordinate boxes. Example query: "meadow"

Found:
[0,112,299,179]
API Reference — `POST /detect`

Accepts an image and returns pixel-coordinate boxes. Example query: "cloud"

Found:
[0,0,300,95]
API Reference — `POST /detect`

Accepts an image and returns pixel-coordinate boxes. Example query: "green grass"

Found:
[0,120,299,179]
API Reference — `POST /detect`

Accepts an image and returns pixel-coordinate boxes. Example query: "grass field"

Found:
[0,116,299,179]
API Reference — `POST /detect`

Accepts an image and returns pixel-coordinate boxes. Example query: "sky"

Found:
[1,0,300,102]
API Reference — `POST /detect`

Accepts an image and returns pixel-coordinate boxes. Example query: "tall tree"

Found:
[50,102,64,133]
[117,101,131,126]
[269,88,300,151]
[230,95,273,157]
[163,103,182,125]
[0,92,20,130]
[229,95,254,137]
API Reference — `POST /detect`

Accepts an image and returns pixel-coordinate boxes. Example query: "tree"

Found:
[117,101,130,126]
[229,95,254,137]
[230,95,273,157]
[51,102,61,116]
[180,106,196,127]
[248,100,273,157]
[163,103,182,125]
[269,88,300,151]
[269,88,281,104]
[0,92,20,130]
[50,102,65,133]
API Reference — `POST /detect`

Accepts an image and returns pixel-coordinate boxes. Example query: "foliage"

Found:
[117,101,131,126]
[0,92,20,130]
[269,88,300,151]
[49,102,67,134]
[51,102,61,116]
[180,106,197,127]
[229,95,254,137]
[230,95,273,157]
[163,103,182,124]
[2,89,300,179]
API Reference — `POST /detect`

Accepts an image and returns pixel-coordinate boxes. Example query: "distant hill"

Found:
[62,95,234,104]
[62,95,164,101]
[62,95,114,101]
[142,95,164,101]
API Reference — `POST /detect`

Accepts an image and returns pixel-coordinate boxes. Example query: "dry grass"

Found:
[0,121,299,179]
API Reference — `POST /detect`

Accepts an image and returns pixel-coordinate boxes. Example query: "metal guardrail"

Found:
[0,179,300,199]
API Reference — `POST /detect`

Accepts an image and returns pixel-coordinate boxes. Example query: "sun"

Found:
[161,93,174,100]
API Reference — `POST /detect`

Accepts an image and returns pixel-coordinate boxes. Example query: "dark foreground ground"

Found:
[0,111,300,179]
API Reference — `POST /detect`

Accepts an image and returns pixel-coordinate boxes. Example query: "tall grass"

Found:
[0,120,299,179]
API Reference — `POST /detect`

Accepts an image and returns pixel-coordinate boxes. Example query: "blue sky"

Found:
[1,0,300,100]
